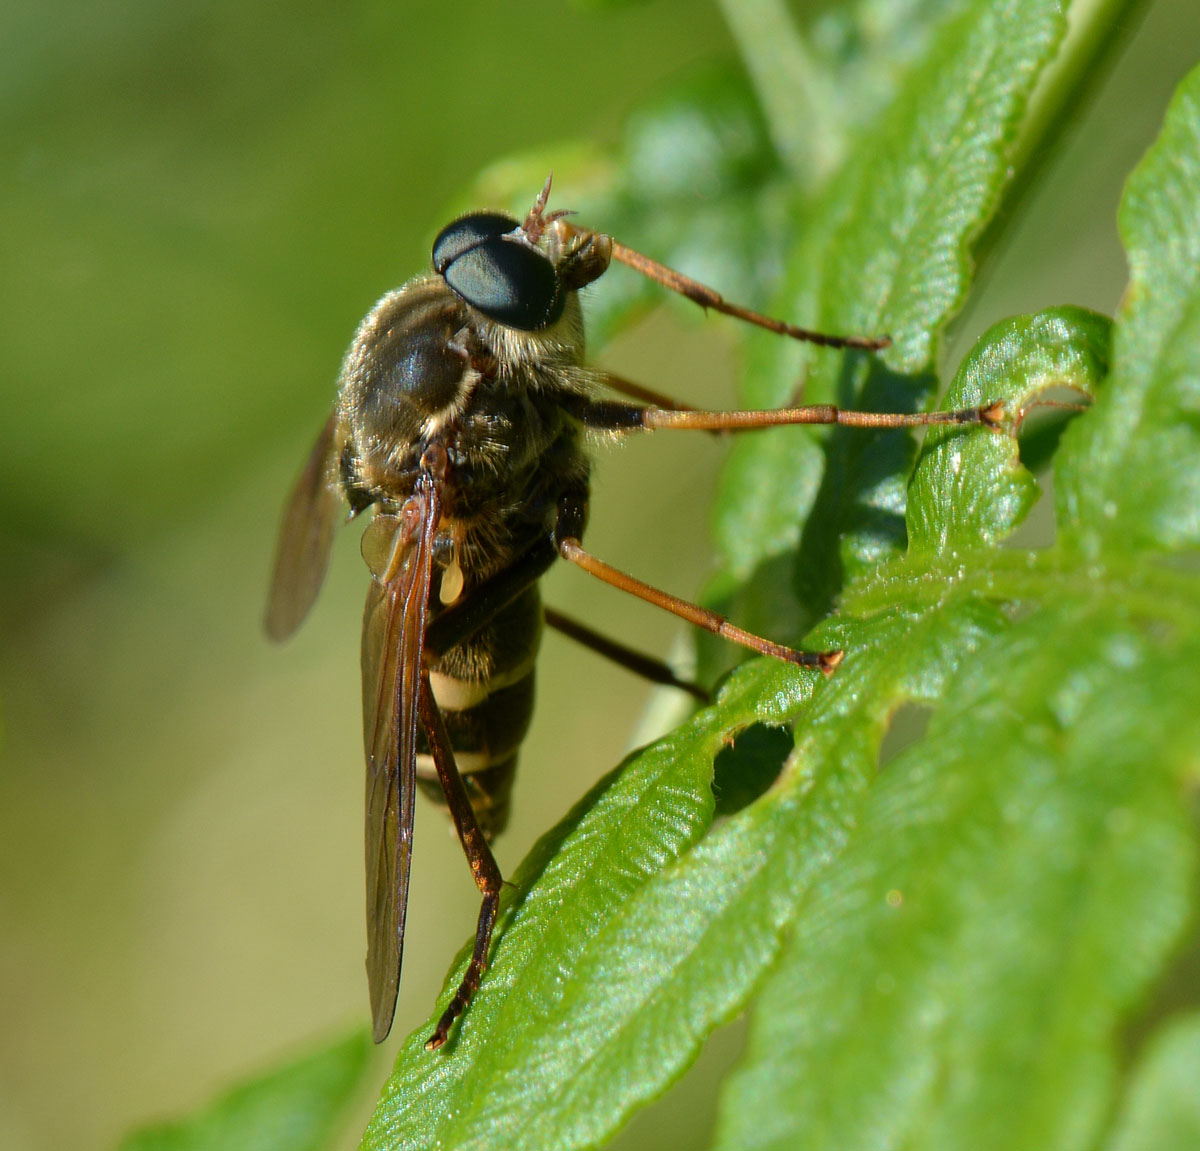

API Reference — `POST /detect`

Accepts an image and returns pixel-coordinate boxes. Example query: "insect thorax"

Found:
[335,275,595,838]
[338,274,592,566]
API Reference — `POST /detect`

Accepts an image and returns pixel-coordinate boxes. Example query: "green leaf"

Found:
[713,0,1070,634]
[718,0,987,186]
[1108,1015,1200,1151]
[360,661,819,1151]
[1058,61,1200,556]
[117,1030,372,1151]
[907,306,1111,555]
[360,17,1200,1151]
[711,62,1200,1151]
[714,603,1200,1151]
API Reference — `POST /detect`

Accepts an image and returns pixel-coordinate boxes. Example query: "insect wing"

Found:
[361,478,441,1042]
[265,410,344,641]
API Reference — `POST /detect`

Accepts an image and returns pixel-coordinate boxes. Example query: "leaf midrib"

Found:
[840,546,1200,630]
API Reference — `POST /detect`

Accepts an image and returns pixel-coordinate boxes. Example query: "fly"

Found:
[265,176,1002,1049]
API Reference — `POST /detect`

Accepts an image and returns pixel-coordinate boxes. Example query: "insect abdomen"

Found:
[416,585,542,837]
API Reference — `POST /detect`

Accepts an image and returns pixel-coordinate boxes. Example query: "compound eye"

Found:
[432,212,565,331]
[432,212,518,273]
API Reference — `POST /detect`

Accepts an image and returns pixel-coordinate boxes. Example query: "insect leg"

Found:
[416,668,504,1052]
[549,213,889,350]
[608,239,890,350]
[595,371,698,414]
[573,396,1006,434]
[547,485,840,671]
[638,402,1006,432]
[426,538,711,699]
[543,605,710,703]
[554,540,842,673]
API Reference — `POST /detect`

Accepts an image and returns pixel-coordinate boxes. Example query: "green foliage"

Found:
[122,1,1200,1149]
[1107,1015,1200,1151]
[1058,63,1200,553]
[361,8,1199,1151]
[117,1030,371,1151]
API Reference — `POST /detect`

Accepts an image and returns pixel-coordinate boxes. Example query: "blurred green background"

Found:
[1,2,1197,1149]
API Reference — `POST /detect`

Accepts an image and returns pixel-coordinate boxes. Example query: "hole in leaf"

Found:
[1002,388,1091,552]
[1002,478,1057,549]
[1015,388,1090,474]
[877,703,932,770]
[711,723,792,817]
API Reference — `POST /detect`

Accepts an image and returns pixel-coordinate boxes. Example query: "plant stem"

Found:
[716,0,843,182]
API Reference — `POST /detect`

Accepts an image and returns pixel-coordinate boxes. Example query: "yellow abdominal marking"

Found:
[416,750,494,778]
[428,656,536,712]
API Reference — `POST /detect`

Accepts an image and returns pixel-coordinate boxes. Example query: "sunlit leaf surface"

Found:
[362,7,1200,1151]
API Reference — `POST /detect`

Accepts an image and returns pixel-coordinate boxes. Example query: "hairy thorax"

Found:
[338,275,594,589]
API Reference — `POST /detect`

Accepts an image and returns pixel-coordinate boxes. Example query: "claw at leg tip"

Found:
[980,401,1007,429]
[819,650,845,675]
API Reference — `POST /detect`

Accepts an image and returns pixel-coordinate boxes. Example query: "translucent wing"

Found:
[361,476,441,1042]
[264,410,344,641]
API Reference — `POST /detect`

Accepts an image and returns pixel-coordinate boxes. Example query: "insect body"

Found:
[266,178,1000,1049]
